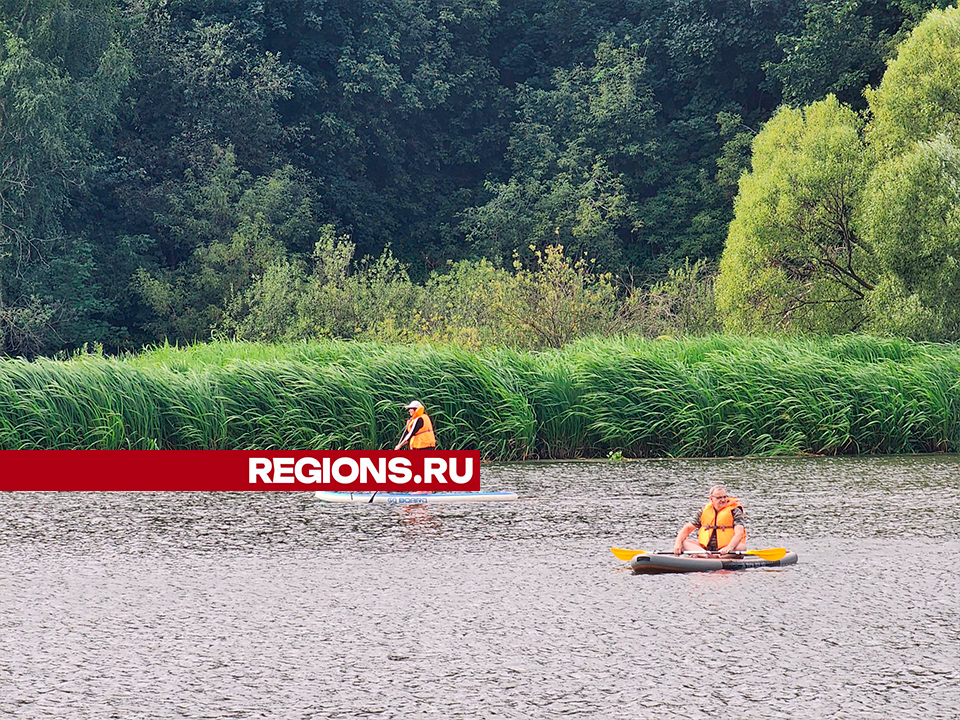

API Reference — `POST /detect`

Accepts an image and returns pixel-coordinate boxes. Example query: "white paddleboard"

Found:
[315,490,518,505]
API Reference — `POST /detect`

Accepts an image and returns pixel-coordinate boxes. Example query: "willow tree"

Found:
[715,96,876,333]
[863,136,960,339]
[859,5,960,340]
[865,5,960,158]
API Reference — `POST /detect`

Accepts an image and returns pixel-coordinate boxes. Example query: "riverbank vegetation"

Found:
[1,336,957,457]
[3,2,960,357]
[3,4,960,457]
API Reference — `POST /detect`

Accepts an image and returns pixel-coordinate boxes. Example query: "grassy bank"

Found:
[1,336,958,457]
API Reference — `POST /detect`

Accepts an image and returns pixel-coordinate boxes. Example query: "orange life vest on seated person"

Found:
[406,407,436,449]
[697,498,745,549]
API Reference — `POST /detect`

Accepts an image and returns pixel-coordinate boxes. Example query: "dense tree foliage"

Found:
[716,97,874,333]
[767,0,952,108]
[864,4,960,154]
[464,41,656,269]
[861,6,960,339]
[864,137,960,339]
[0,0,951,354]
[0,0,132,354]
[718,4,960,340]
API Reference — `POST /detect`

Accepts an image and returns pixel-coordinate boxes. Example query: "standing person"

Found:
[394,400,436,451]
[673,485,746,555]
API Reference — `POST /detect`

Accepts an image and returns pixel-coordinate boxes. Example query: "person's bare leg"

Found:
[681,536,707,553]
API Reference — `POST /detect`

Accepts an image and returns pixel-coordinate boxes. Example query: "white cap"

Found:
[404,400,424,410]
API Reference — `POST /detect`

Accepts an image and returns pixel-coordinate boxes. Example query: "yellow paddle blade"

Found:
[745,548,788,561]
[610,547,646,561]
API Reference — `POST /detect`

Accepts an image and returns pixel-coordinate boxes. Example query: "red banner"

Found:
[0,450,480,491]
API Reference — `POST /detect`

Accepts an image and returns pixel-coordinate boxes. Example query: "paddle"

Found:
[610,546,787,562]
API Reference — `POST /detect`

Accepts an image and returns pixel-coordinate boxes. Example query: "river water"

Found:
[1,455,958,719]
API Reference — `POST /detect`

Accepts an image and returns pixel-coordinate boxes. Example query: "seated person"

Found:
[673,485,746,555]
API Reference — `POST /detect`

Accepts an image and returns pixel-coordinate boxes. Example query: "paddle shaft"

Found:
[610,546,787,562]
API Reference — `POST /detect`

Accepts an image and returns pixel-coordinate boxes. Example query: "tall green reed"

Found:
[1,336,958,458]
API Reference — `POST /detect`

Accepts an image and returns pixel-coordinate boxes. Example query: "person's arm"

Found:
[718,526,745,554]
[674,508,703,554]
[673,522,698,555]
[394,417,423,450]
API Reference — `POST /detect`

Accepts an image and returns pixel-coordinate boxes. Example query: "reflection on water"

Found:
[396,504,443,531]
[1,455,959,719]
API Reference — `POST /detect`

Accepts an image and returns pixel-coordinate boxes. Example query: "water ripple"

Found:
[1,454,958,718]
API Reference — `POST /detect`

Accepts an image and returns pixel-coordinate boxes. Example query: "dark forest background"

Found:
[0,0,949,355]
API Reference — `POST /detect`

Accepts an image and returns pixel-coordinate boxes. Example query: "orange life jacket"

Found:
[406,408,436,449]
[697,498,745,549]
